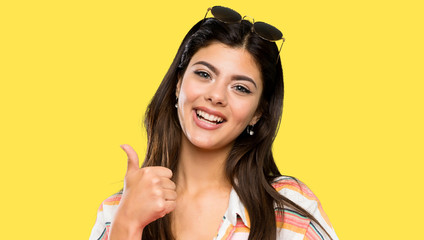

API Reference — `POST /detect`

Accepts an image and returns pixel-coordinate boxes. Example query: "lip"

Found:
[192,107,226,130]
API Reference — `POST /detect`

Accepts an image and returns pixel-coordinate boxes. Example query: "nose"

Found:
[205,81,227,106]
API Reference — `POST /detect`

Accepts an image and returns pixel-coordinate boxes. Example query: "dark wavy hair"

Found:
[140,18,329,240]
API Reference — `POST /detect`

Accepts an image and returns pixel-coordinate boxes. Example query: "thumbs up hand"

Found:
[110,144,177,239]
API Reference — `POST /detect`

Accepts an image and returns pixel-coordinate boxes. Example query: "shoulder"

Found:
[98,192,122,219]
[271,176,324,217]
[89,193,122,240]
[270,176,338,240]
[271,176,319,203]
[100,192,122,208]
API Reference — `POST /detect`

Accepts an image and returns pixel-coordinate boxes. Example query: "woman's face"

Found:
[176,42,263,150]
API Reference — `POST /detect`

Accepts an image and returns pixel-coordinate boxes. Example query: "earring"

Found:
[175,97,178,108]
[246,125,254,136]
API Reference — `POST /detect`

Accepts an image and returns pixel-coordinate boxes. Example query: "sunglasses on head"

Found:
[203,6,285,62]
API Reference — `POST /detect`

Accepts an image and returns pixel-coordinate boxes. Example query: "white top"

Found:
[90,176,338,240]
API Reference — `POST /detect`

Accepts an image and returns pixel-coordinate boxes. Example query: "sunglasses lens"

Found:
[254,22,283,41]
[211,6,241,23]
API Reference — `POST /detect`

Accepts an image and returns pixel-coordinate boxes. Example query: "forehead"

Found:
[187,42,263,85]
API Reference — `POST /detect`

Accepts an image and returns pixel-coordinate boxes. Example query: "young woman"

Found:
[90,6,338,240]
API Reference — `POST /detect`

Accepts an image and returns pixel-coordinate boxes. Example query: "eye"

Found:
[234,85,252,94]
[194,70,211,79]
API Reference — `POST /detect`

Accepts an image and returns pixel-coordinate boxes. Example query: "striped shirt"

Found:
[89,176,338,240]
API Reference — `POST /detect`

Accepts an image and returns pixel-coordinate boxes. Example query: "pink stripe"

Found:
[284,214,310,228]
[305,225,321,240]
[272,180,316,199]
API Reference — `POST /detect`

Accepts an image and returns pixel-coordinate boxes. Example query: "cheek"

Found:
[180,80,204,104]
[177,81,202,127]
[230,98,260,124]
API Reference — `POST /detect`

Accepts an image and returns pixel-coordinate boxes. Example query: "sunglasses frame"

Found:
[203,6,285,63]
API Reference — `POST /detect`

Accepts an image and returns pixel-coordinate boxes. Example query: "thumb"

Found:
[120,144,139,174]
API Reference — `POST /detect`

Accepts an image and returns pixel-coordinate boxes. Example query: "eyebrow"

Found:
[192,61,258,88]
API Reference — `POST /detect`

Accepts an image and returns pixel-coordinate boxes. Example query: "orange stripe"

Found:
[103,194,122,206]
[221,225,235,240]
[103,200,121,206]
[282,222,308,234]
[234,226,250,233]
[318,206,332,227]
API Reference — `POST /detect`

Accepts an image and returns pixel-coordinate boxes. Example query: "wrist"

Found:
[110,213,144,240]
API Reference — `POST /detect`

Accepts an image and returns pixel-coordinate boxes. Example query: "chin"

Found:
[191,137,219,150]
[187,135,231,151]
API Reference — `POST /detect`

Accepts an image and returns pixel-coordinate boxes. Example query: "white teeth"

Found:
[196,110,224,123]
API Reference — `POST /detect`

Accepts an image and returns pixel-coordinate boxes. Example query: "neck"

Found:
[176,135,232,194]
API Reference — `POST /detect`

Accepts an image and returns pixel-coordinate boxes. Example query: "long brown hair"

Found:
[140,18,330,240]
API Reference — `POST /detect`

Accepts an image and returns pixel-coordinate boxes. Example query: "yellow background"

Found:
[1,0,423,239]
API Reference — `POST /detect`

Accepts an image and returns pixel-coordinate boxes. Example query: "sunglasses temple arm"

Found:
[203,7,212,21]
[276,38,285,64]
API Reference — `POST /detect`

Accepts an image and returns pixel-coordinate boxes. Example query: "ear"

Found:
[176,77,182,99]
[249,112,262,126]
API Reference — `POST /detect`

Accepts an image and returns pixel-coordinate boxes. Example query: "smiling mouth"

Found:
[195,109,225,125]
